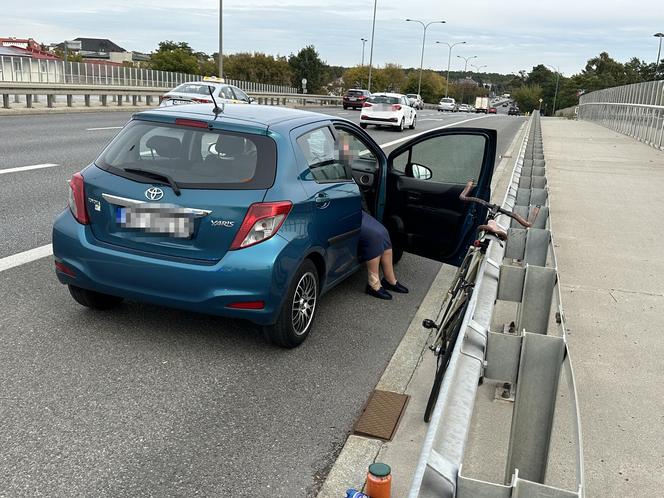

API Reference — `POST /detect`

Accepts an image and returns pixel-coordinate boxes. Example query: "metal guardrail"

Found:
[576,80,664,150]
[409,111,584,498]
[0,55,298,94]
[0,83,341,110]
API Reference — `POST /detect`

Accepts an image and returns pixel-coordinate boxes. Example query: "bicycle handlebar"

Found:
[460,180,538,228]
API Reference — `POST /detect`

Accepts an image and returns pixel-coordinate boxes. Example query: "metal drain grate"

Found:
[353,389,409,441]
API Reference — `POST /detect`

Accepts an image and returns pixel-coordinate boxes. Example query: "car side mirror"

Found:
[247,97,255,104]
[410,163,432,180]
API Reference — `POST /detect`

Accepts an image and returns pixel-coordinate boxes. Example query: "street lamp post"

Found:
[457,54,477,104]
[436,40,465,98]
[361,38,368,66]
[655,33,664,78]
[406,18,446,96]
[218,0,223,78]
[367,0,377,92]
[545,64,560,116]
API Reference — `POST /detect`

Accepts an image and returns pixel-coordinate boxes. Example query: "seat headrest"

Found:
[145,135,181,159]
[215,135,246,157]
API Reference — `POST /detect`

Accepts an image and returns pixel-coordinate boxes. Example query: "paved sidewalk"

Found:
[542,118,664,497]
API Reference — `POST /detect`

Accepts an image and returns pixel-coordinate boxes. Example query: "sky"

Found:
[3,0,663,76]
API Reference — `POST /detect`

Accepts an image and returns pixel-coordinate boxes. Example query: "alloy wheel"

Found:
[291,272,317,335]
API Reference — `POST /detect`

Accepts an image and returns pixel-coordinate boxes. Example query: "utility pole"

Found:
[545,64,560,116]
[436,41,465,98]
[218,0,223,79]
[457,54,477,104]
[655,33,664,78]
[406,18,446,96]
[361,38,368,66]
[367,0,377,92]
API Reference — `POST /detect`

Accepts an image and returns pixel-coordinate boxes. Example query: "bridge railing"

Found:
[0,55,298,94]
[409,111,584,498]
[576,80,664,150]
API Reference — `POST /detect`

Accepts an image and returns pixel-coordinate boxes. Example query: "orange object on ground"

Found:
[365,462,392,498]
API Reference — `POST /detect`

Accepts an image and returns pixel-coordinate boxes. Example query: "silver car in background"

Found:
[160,78,255,107]
[437,97,456,112]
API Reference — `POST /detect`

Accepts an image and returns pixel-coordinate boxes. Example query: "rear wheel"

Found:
[398,118,405,132]
[68,285,124,310]
[360,123,367,129]
[343,105,348,110]
[264,259,319,348]
[410,115,417,130]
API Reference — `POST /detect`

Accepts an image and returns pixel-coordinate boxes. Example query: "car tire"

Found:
[410,115,416,129]
[398,118,405,132]
[343,105,348,110]
[264,259,319,348]
[360,123,367,129]
[68,285,124,310]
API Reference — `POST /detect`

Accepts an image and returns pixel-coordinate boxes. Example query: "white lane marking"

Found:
[0,244,53,273]
[378,115,488,149]
[86,126,123,131]
[0,163,60,175]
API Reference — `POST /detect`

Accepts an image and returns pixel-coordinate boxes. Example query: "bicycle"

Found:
[422,180,538,423]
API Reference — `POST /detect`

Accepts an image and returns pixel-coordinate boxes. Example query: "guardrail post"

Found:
[117,95,123,106]
[146,96,152,106]
[26,95,32,108]
[47,94,54,108]
[132,95,137,106]
[101,95,108,107]
[66,95,73,107]
[2,94,9,109]
[84,95,91,107]
[505,332,565,484]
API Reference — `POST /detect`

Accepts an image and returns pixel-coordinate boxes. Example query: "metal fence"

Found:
[577,80,664,150]
[0,56,298,94]
[409,111,584,498]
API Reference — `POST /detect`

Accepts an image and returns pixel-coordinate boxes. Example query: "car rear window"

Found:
[441,98,454,104]
[171,83,217,95]
[347,90,364,96]
[407,94,417,99]
[95,120,277,189]
[368,95,400,104]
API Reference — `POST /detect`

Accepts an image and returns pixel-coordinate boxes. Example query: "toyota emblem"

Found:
[145,187,164,201]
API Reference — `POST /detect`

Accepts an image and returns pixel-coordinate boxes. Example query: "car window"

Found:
[232,86,249,102]
[335,127,378,172]
[172,83,213,95]
[219,86,235,100]
[297,127,351,182]
[391,134,486,184]
[368,95,400,104]
[96,120,276,189]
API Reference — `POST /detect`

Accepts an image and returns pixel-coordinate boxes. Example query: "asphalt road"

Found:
[0,107,525,496]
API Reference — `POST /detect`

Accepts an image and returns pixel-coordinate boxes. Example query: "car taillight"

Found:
[175,118,209,128]
[363,102,372,107]
[191,97,213,103]
[391,104,402,111]
[230,201,293,250]
[68,172,89,224]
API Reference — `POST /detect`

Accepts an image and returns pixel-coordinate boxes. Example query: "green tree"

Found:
[403,70,445,103]
[149,41,200,74]
[513,84,543,113]
[52,47,83,62]
[288,45,327,94]
[221,52,293,85]
[380,64,407,93]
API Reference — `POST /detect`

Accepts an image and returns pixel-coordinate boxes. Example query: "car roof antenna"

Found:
[207,85,224,115]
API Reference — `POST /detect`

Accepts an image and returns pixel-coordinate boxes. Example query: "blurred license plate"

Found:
[349,97,357,101]
[117,206,193,238]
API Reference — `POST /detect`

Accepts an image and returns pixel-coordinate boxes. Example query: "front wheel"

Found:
[264,259,319,348]
[68,285,124,310]
[410,115,416,130]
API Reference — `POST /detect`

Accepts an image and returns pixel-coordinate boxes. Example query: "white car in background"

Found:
[160,77,255,107]
[437,97,456,112]
[406,93,424,110]
[360,93,417,131]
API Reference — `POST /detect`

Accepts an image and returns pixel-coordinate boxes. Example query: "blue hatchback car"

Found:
[52,103,496,347]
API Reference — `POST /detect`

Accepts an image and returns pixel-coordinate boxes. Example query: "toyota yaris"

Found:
[53,103,496,347]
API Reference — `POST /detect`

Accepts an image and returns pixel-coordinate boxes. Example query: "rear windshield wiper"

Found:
[123,168,181,196]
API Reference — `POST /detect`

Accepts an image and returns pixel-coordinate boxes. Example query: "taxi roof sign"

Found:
[203,76,225,83]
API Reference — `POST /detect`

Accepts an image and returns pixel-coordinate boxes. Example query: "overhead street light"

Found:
[435,40,465,98]
[361,38,368,66]
[471,64,487,73]
[367,0,378,92]
[655,33,664,78]
[405,18,446,96]
[457,55,477,104]
[545,64,561,116]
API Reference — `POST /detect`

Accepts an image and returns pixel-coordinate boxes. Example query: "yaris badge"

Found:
[145,187,164,200]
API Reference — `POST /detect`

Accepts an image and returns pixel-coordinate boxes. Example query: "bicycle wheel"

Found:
[424,296,470,423]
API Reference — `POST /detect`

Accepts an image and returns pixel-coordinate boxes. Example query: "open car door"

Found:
[384,127,497,266]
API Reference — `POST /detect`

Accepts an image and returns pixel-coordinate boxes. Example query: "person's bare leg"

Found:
[366,256,381,290]
[381,249,397,285]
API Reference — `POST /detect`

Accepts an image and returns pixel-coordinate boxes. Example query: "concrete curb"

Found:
[315,119,529,498]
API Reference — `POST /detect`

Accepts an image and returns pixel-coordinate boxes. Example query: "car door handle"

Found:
[407,192,422,201]
[315,193,331,209]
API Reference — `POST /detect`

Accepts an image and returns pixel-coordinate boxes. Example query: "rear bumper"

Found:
[52,210,297,325]
[360,115,400,125]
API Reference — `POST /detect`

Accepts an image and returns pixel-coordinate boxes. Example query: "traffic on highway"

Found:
[1,104,524,495]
